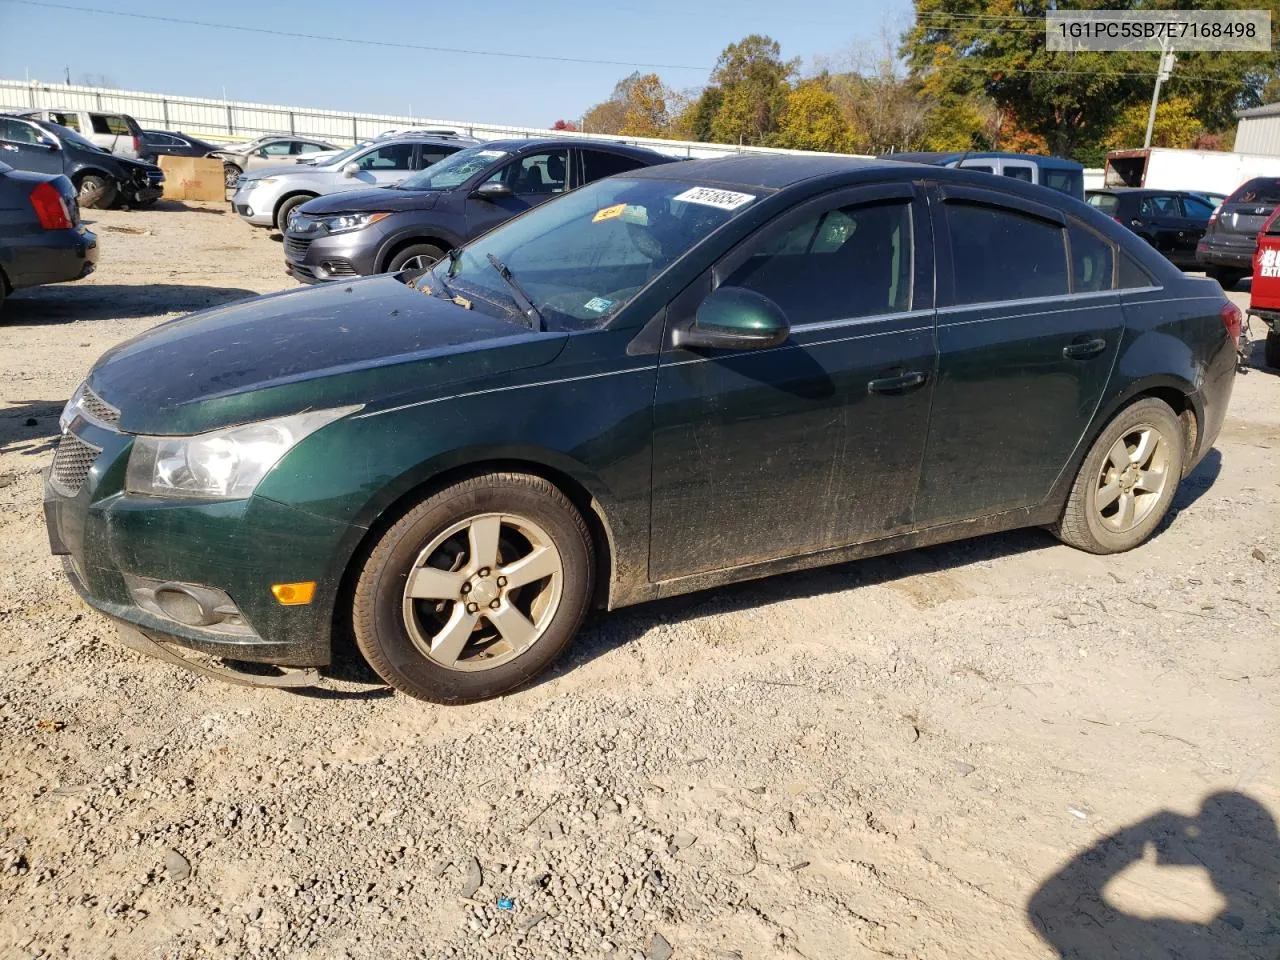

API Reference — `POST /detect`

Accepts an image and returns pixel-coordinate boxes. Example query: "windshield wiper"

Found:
[486,253,543,331]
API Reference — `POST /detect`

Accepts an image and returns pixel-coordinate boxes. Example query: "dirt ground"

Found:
[1,202,1277,960]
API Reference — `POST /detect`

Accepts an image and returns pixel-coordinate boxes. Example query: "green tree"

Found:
[775,79,856,152]
[707,34,798,145]
[1104,94,1204,151]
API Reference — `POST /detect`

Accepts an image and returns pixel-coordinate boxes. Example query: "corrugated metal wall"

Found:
[1236,114,1280,157]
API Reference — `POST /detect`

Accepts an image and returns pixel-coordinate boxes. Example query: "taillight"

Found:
[29,181,73,230]
[1220,300,1243,344]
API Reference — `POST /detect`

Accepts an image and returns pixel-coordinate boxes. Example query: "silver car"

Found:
[230,133,477,231]
[211,135,339,187]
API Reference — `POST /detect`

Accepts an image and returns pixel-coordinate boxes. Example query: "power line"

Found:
[0,0,713,72]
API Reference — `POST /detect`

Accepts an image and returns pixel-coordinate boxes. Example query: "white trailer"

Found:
[1105,147,1280,198]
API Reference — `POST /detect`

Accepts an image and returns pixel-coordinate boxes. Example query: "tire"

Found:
[386,243,446,274]
[133,197,157,208]
[1266,331,1280,369]
[274,194,315,233]
[76,174,117,210]
[352,472,595,704]
[223,163,242,188]
[1207,266,1246,290]
[1055,398,1185,554]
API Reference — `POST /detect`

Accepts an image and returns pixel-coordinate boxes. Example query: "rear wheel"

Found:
[352,472,594,703]
[275,194,315,233]
[223,163,242,188]
[1266,330,1280,369]
[1055,398,1185,554]
[76,174,116,210]
[386,243,445,274]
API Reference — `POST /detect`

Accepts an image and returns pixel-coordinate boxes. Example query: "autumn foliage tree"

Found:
[776,79,856,152]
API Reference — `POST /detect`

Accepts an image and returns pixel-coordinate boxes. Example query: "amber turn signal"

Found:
[272,581,316,605]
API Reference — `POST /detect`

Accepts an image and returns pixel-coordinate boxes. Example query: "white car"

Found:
[18,108,147,159]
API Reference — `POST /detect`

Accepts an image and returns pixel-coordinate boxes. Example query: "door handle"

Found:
[868,371,928,395]
[1063,337,1107,360]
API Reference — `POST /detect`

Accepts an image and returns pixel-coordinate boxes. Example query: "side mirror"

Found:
[472,181,512,200]
[673,287,790,351]
[342,162,360,177]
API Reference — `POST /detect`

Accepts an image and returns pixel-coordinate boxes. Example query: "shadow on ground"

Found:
[1,283,258,324]
[1,399,66,456]
[1028,790,1280,959]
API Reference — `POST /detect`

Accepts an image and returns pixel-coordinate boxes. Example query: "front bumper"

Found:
[43,416,357,667]
[283,226,383,284]
[4,225,97,290]
[232,183,284,227]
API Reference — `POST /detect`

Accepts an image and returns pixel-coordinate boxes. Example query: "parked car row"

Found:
[0,161,98,310]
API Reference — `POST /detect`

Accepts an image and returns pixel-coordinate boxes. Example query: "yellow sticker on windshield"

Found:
[593,203,627,223]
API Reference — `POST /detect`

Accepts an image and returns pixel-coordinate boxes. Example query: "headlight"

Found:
[247,177,277,188]
[125,407,361,500]
[318,211,391,234]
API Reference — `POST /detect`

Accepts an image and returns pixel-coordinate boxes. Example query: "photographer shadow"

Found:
[1028,791,1280,959]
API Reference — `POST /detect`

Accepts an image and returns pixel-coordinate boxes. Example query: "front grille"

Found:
[50,432,101,497]
[80,385,120,427]
[285,236,312,259]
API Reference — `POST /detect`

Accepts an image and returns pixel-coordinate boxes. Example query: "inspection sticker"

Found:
[583,297,614,313]
[593,203,627,223]
[672,186,756,211]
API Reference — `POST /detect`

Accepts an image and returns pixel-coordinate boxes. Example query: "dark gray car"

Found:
[283,139,676,283]
[0,161,98,310]
[1195,176,1280,287]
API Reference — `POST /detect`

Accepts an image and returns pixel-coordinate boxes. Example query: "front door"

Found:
[0,118,62,175]
[648,184,937,582]
[914,184,1126,526]
[465,148,570,239]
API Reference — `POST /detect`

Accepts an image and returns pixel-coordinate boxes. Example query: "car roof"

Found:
[624,154,918,190]
[884,150,1082,170]
[479,137,674,160]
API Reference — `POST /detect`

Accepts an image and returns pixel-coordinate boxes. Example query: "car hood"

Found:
[298,187,439,215]
[87,274,564,435]
[240,163,324,182]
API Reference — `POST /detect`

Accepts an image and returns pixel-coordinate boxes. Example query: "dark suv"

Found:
[0,114,164,209]
[1196,176,1280,287]
[283,138,676,282]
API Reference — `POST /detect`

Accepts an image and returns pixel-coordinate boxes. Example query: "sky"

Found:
[0,0,915,129]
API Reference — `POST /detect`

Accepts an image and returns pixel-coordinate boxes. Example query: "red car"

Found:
[1249,208,1280,367]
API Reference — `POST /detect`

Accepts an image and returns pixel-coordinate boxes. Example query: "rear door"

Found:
[914,183,1125,525]
[0,118,62,175]
[464,148,569,239]
[1172,194,1215,263]
[1135,194,1184,262]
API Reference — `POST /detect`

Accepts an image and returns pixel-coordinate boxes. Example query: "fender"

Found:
[376,226,467,273]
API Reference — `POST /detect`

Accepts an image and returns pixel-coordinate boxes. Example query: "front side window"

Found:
[258,141,293,157]
[1068,222,1115,293]
[427,177,761,330]
[946,202,1069,304]
[486,150,568,196]
[723,199,913,325]
[0,118,41,144]
[354,143,414,170]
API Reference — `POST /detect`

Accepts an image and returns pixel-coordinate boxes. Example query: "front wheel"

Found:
[386,243,445,274]
[1054,398,1185,554]
[223,163,242,188]
[352,473,595,703]
[274,193,314,233]
[77,174,117,210]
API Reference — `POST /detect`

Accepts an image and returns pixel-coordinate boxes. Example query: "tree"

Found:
[707,35,798,145]
[551,119,578,131]
[579,71,674,137]
[775,79,856,152]
[581,99,626,135]
[670,86,723,142]
[902,0,1280,161]
[1104,95,1203,151]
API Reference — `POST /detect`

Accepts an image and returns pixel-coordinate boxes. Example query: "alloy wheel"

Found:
[1094,424,1170,533]
[401,513,564,672]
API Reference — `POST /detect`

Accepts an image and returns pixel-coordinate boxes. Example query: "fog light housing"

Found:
[123,574,254,636]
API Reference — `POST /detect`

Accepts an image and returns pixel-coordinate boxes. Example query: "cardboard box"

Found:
[158,156,225,202]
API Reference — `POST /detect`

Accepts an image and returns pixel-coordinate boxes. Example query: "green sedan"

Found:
[45,156,1239,703]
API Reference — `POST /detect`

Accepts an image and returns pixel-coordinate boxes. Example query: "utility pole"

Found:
[63,66,70,85]
[1143,40,1176,149]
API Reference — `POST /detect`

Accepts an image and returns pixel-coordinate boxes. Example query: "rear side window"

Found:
[90,114,129,136]
[51,112,80,132]
[418,147,458,168]
[1139,195,1181,216]
[1044,169,1083,197]
[580,150,648,183]
[1002,165,1034,182]
[945,202,1069,303]
[1088,193,1119,215]
[1181,195,1215,219]
[294,141,326,155]
[259,141,293,156]
[355,143,413,170]
[1228,178,1280,205]
[1068,222,1114,293]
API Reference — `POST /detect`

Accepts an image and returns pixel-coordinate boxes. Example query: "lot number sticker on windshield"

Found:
[672,187,756,211]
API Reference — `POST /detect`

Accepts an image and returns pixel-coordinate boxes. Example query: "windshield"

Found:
[38,122,107,154]
[395,145,509,190]
[421,176,760,331]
